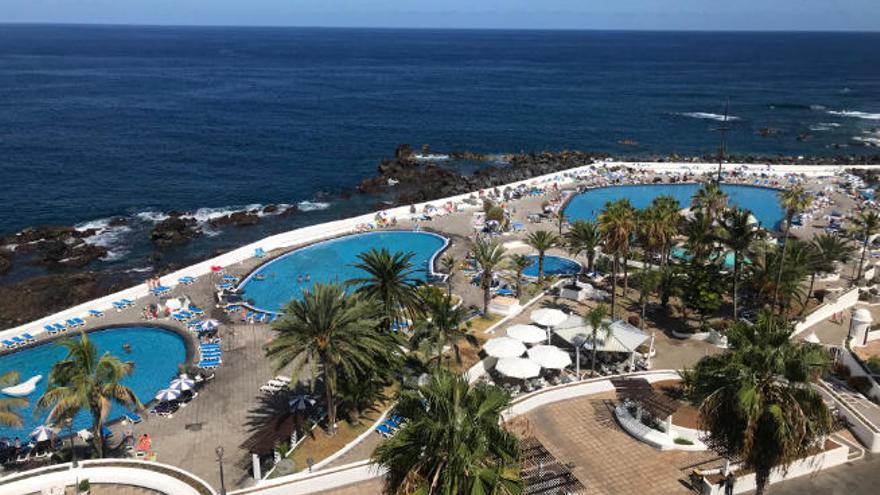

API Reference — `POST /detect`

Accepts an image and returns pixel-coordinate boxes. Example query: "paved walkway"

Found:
[525,391,717,494]
[769,453,880,495]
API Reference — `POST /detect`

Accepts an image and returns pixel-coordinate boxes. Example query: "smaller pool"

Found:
[0,326,186,439]
[522,255,582,278]
[670,247,750,269]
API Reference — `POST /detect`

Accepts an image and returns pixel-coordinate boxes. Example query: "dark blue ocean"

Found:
[1,25,879,276]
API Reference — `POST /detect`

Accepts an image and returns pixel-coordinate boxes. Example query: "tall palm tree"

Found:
[555,210,567,235]
[440,254,458,297]
[773,186,813,312]
[566,220,602,273]
[350,248,420,333]
[720,208,760,320]
[684,313,831,495]
[683,211,718,261]
[583,303,611,377]
[508,254,532,299]
[746,241,809,315]
[36,332,141,458]
[0,371,27,427]
[806,234,854,306]
[598,199,636,320]
[267,283,395,435]
[473,238,508,314]
[636,206,666,268]
[651,195,682,266]
[409,287,476,370]
[691,182,729,222]
[853,211,880,285]
[373,370,522,495]
[525,230,561,284]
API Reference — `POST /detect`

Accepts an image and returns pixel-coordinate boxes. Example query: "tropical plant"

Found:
[682,210,718,262]
[440,255,458,297]
[372,370,522,495]
[350,248,420,332]
[583,303,612,376]
[773,186,813,312]
[566,220,602,273]
[745,241,808,315]
[852,211,880,285]
[0,371,26,427]
[598,199,636,319]
[36,332,141,458]
[681,260,724,329]
[720,208,761,320]
[525,230,561,284]
[806,234,854,307]
[508,254,532,299]
[267,283,399,434]
[555,209,567,235]
[656,266,682,312]
[691,182,729,222]
[635,268,662,330]
[684,313,831,495]
[410,286,476,370]
[473,238,508,314]
[650,195,682,265]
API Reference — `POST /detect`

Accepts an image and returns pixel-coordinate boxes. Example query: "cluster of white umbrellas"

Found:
[485,308,573,380]
[155,374,196,402]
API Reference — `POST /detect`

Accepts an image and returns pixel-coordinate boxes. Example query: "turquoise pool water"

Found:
[564,184,785,229]
[522,255,581,278]
[670,246,749,269]
[240,231,448,312]
[0,326,186,439]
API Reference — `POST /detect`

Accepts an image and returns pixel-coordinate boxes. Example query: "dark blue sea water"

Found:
[1,25,879,276]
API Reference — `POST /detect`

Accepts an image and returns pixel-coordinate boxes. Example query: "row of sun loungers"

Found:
[198,342,222,369]
[242,311,279,324]
[178,276,195,285]
[172,305,205,322]
[375,415,405,437]
[260,375,291,394]
[113,298,136,311]
[2,332,37,349]
[150,286,171,296]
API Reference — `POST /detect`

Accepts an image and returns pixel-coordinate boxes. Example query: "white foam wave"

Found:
[74,217,114,232]
[679,112,741,122]
[298,201,331,212]
[827,110,880,120]
[810,105,826,111]
[126,266,153,273]
[181,204,263,223]
[135,210,170,224]
[412,153,450,161]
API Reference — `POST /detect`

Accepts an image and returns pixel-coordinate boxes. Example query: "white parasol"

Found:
[495,357,541,379]
[506,324,547,345]
[527,345,572,369]
[483,337,527,358]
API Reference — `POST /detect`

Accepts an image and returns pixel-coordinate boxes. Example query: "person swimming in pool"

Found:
[304,274,311,282]
[296,275,303,283]
[123,343,132,353]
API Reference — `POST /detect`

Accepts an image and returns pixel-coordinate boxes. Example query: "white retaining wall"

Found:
[837,349,880,402]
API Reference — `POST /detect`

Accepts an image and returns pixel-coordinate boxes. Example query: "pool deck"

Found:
[2,162,874,492]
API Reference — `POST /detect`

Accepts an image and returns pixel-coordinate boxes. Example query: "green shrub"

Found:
[866,356,880,374]
[674,437,694,445]
[78,479,90,492]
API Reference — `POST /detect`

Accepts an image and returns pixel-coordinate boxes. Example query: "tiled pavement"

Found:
[525,392,718,495]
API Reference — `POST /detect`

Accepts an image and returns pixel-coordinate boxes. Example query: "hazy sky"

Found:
[3,0,878,31]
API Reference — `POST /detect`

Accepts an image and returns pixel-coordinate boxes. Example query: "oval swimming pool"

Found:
[0,326,186,439]
[522,255,581,278]
[564,183,785,229]
[239,231,449,313]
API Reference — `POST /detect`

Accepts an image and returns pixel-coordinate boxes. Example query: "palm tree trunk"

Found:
[610,256,619,320]
[857,237,869,286]
[325,372,337,436]
[587,250,595,272]
[623,252,629,296]
[93,419,104,458]
[538,252,545,283]
[482,274,491,314]
[772,219,792,314]
[732,253,740,320]
[590,328,598,376]
[800,271,817,317]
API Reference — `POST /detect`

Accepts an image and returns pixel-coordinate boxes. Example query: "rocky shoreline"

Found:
[2,146,879,328]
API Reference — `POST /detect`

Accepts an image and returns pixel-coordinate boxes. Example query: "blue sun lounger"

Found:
[53,323,66,332]
[376,423,395,437]
[188,306,204,315]
[89,309,104,317]
[124,412,143,424]
[22,333,37,342]
[72,317,86,326]
[3,340,17,349]
[12,337,26,346]
[45,324,58,334]
[178,276,195,285]
[102,426,113,439]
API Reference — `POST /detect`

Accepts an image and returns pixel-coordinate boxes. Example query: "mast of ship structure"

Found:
[713,99,731,183]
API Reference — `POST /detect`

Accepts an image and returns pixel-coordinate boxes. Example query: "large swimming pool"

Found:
[0,326,186,439]
[564,183,785,229]
[239,231,449,312]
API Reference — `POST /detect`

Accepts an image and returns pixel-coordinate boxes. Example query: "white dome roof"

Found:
[853,308,873,322]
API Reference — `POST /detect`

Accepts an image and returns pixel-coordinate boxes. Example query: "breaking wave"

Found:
[679,112,741,122]
[297,201,331,212]
[827,110,880,120]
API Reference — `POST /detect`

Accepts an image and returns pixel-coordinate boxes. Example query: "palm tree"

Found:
[773,186,813,312]
[525,230,561,284]
[684,313,831,495]
[508,254,532,299]
[36,332,141,458]
[473,238,507,314]
[720,208,760,320]
[566,220,602,273]
[373,370,522,495]
[746,241,809,315]
[806,234,854,306]
[853,211,880,285]
[409,287,476,370]
[651,195,682,266]
[583,303,611,377]
[350,248,420,333]
[691,182,729,222]
[440,254,458,297]
[555,209,567,235]
[0,371,26,427]
[683,210,718,261]
[267,283,396,435]
[598,199,636,320]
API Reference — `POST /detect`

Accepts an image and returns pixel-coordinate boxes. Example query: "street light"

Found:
[216,446,226,495]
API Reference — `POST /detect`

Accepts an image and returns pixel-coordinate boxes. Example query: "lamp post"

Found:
[573,334,586,380]
[216,446,226,495]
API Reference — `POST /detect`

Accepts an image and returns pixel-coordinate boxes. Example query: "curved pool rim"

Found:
[236,229,451,314]
[522,254,583,279]
[562,181,786,230]
[0,324,192,437]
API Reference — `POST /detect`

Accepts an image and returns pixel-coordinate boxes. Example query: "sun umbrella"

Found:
[527,345,572,369]
[289,394,316,412]
[495,357,541,380]
[170,376,195,391]
[155,388,181,402]
[530,308,568,327]
[506,324,546,344]
[483,337,527,358]
[30,425,56,442]
[198,319,220,332]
